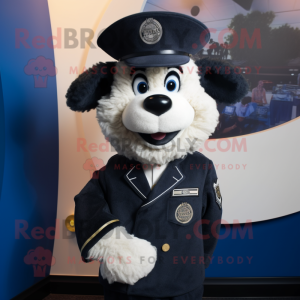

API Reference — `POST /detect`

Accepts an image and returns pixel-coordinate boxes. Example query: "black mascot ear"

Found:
[195,58,248,104]
[66,62,115,112]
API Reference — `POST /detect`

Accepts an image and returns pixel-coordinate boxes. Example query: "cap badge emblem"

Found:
[139,18,163,45]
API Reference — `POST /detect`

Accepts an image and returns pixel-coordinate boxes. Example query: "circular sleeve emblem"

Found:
[139,18,163,45]
[175,202,193,224]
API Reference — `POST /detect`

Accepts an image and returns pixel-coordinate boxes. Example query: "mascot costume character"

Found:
[66,12,248,300]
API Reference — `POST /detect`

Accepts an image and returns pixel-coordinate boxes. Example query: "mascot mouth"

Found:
[138,131,180,145]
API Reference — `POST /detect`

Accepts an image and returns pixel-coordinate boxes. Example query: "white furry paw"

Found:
[87,226,157,285]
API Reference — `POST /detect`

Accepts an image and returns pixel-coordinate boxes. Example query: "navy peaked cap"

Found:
[97,11,210,67]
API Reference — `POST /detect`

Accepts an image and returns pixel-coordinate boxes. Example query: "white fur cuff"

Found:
[87,226,157,285]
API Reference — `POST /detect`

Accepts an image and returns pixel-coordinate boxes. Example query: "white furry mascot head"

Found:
[66,58,247,165]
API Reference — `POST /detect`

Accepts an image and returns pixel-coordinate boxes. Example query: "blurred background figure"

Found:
[219,43,224,59]
[222,42,229,60]
[207,39,214,57]
[198,48,204,59]
[213,41,220,56]
[212,97,256,138]
[235,96,255,117]
[252,80,267,105]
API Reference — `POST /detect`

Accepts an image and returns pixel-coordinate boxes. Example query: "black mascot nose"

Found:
[143,94,172,116]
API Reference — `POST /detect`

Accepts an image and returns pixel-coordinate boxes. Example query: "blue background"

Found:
[207,212,300,277]
[0,1,58,299]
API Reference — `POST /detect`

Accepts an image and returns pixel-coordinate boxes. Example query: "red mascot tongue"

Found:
[151,132,166,140]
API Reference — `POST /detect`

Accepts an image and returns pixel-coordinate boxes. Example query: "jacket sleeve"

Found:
[201,161,222,269]
[74,168,121,262]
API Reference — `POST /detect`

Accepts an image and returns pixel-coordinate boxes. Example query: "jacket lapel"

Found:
[124,162,151,201]
[141,157,186,208]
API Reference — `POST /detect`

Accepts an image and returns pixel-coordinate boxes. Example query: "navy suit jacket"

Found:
[74,152,222,298]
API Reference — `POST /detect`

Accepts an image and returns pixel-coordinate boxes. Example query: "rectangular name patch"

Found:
[172,188,199,197]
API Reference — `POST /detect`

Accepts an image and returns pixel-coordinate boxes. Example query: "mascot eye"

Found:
[164,72,180,92]
[133,76,149,95]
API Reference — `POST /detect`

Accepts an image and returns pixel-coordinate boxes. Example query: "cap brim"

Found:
[123,54,190,68]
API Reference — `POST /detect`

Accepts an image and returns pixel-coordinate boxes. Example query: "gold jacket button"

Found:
[162,243,170,252]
